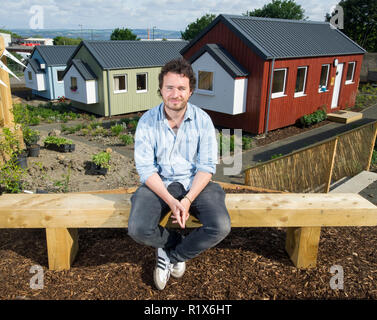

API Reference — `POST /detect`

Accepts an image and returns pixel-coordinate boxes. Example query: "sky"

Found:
[0,0,340,31]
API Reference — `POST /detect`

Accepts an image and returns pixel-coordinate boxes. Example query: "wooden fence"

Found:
[245,121,377,193]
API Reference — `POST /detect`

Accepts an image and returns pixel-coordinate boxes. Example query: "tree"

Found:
[110,28,140,40]
[181,14,217,41]
[53,36,82,45]
[244,0,306,20]
[325,0,377,52]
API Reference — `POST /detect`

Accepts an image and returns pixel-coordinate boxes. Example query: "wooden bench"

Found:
[1,191,377,271]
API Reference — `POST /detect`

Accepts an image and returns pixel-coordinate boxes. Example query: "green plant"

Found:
[0,127,22,159]
[43,136,73,146]
[271,153,283,159]
[119,134,134,145]
[372,150,377,166]
[110,124,124,136]
[300,108,327,127]
[92,151,111,169]
[53,166,71,193]
[242,136,253,150]
[0,158,26,193]
[22,126,40,145]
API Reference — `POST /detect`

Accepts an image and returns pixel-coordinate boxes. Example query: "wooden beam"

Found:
[45,228,79,270]
[285,227,321,268]
[1,193,377,228]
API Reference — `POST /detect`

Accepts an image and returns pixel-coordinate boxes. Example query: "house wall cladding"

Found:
[107,67,162,116]
[267,54,364,132]
[183,21,364,134]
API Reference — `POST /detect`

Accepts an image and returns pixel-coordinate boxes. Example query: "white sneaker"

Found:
[154,248,172,290]
[171,261,186,278]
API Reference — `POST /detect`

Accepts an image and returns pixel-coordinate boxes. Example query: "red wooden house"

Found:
[181,14,366,134]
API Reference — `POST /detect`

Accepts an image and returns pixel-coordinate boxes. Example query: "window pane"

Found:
[114,75,126,91]
[71,77,77,88]
[272,69,285,94]
[295,67,306,93]
[319,65,329,88]
[57,71,64,82]
[346,62,355,81]
[28,71,32,80]
[198,71,213,91]
[137,74,147,91]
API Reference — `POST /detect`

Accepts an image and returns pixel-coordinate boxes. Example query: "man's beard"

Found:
[164,99,188,112]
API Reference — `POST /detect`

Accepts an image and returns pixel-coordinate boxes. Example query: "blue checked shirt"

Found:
[134,102,218,191]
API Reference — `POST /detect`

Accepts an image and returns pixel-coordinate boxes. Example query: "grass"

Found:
[354,84,377,110]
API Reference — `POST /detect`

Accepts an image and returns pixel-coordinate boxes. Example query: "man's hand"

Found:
[168,197,187,229]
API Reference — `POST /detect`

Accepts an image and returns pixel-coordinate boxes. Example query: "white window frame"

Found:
[196,70,215,96]
[136,73,148,93]
[271,68,287,99]
[113,74,128,93]
[294,66,308,97]
[56,70,65,83]
[318,64,330,93]
[345,62,356,85]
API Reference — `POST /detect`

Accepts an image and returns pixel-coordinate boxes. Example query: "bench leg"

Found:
[285,227,321,268]
[45,228,79,271]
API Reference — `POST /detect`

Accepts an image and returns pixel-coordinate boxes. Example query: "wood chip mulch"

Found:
[1,184,377,300]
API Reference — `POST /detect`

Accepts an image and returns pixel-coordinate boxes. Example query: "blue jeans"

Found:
[127,181,231,264]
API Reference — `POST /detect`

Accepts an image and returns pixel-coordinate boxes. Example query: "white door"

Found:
[331,63,343,109]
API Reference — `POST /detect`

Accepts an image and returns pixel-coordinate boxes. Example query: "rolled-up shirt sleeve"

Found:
[134,117,158,184]
[196,114,218,175]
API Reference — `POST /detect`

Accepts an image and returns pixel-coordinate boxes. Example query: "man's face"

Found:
[160,72,192,112]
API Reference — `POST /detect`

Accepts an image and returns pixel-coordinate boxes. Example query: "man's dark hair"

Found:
[158,58,196,96]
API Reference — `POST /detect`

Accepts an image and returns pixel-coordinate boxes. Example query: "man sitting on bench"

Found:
[127,58,231,290]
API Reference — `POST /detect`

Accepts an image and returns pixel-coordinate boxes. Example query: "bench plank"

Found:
[0,193,377,228]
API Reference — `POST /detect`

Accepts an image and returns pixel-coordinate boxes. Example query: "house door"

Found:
[331,63,343,109]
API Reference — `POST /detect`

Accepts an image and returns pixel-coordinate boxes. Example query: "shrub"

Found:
[92,151,111,169]
[119,134,134,145]
[22,126,40,146]
[300,108,327,127]
[110,124,124,136]
[43,136,73,146]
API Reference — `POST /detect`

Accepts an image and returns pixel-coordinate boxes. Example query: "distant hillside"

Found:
[9,28,182,41]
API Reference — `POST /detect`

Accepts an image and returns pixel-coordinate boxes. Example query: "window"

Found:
[272,68,287,98]
[70,77,77,91]
[136,73,147,92]
[198,71,214,92]
[294,66,308,97]
[345,62,356,84]
[319,64,330,92]
[28,71,32,81]
[57,70,65,82]
[114,74,127,93]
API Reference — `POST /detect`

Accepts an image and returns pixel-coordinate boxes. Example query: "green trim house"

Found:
[61,40,188,116]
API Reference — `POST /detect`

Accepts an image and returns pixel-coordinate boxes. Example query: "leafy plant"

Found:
[22,126,40,145]
[110,124,124,136]
[119,134,134,145]
[0,127,22,159]
[372,150,377,166]
[53,166,71,193]
[43,136,73,146]
[300,108,327,127]
[92,151,111,169]
[0,158,26,193]
[271,153,283,159]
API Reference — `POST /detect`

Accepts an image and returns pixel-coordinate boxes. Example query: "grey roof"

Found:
[189,44,248,78]
[33,45,77,66]
[181,14,366,60]
[69,40,188,70]
[66,59,97,80]
[26,58,44,73]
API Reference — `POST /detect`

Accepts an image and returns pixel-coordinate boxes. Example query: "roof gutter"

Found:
[264,57,275,135]
[106,69,112,117]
